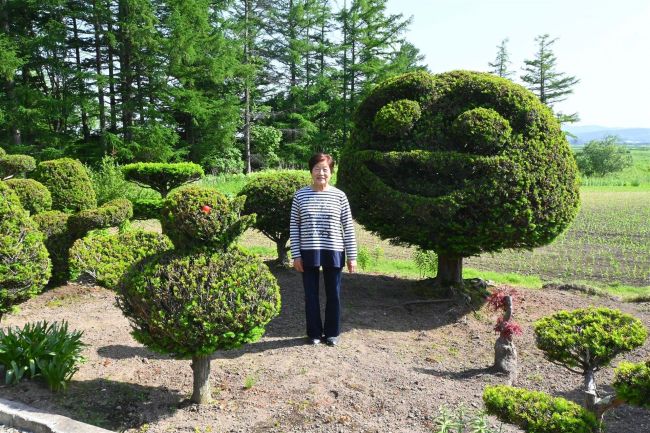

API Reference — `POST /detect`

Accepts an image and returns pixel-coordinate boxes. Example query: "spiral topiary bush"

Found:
[338,70,580,284]
[33,158,97,213]
[70,230,173,290]
[4,178,52,214]
[483,385,599,433]
[161,186,255,250]
[238,170,311,265]
[0,182,51,319]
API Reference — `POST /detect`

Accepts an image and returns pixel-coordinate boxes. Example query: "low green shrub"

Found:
[483,385,599,433]
[534,307,647,371]
[0,321,86,391]
[5,178,52,214]
[67,198,133,237]
[0,182,50,319]
[161,186,255,250]
[373,99,422,138]
[433,405,502,433]
[70,230,173,289]
[237,170,310,264]
[122,162,204,197]
[613,360,650,409]
[33,158,97,213]
[32,210,73,285]
[0,154,37,179]
[131,198,163,220]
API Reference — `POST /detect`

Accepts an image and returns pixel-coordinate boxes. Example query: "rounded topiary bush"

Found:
[161,186,255,250]
[237,170,311,265]
[122,162,204,197]
[613,360,650,409]
[0,182,51,319]
[67,198,133,237]
[4,178,52,214]
[70,230,173,289]
[338,70,580,284]
[32,210,73,284]
[117,247,281,403]
[33,158,97,213]
[131,198,164,220]
[534,307,647,372]
[0,154,37,179]
[483,385,599,433]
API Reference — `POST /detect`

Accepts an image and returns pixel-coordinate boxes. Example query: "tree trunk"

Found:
[190,355,212,404]
[243,0,252,174]
[72,16,90,141]
[92,0,106,146]
[494,295,517,378]
[276,242,290,267]
[435,255,463,285]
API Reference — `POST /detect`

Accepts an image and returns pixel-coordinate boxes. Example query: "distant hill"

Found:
[563,125,650,145]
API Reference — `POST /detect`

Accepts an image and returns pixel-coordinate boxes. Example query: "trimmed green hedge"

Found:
[534,307,647,372]
[67,198,133,237]
[613,360,650,409]
[131,198,163,220]
[238,170,311,263]
[483,385,599,433]
[161,186,254,250]
[338,70,580,259]
[5,178,52,214]
[122,162,204,197]
[33,158,97,213]
[117,247,281,357]
[70,230,173,289]
[0,154,37,179]
[0,182,50,317]
[32,211,73,285]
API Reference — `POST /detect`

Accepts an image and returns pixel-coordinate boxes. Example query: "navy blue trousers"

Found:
[302,266,343,339]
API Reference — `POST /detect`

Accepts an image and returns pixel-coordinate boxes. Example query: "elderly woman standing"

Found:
[290,153,357,346]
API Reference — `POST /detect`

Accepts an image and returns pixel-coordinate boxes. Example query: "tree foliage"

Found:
[575,136,633,177]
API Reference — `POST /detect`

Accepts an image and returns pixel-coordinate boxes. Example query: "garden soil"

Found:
[1,269,649,433]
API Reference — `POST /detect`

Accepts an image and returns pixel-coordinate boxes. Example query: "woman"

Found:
[290,153,357,346]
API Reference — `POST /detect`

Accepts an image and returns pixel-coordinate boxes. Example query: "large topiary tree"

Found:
[534,307,647,422]
[237,171,311,266]
[33,158,97,213]
[338,70,580,285]
[118,186,281,404]
[0,182,51,320]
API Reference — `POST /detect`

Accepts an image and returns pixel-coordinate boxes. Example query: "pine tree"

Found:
[488,38,513,78]
[521,34,580,123]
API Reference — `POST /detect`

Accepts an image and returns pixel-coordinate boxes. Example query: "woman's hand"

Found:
[293,258,304,273]
[347,259,357,273]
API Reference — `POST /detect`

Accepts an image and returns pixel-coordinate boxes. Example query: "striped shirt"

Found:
[290,186,357,264]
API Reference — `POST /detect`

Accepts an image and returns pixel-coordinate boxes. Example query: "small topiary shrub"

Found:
[5,178,52,214]
[613,360,650,409]
[0,320,86,391]
[373,99,422,137]
[483,385,599,433]
[161,186,255,250]
[0,182,51,320]
[0,154,37,180]
[33,158,97,213]
[237,170,311,265]
[32,210,73,285]
[534,307,647,420]
[118,247,281,403]
[67,198,133,237]
[70,230,173,289]
[131,197,164,220]
[122,162,204,197]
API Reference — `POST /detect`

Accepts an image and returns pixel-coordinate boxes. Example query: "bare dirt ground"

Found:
[1,268,649,433]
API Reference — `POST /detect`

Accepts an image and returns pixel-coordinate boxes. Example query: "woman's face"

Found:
[311,161,332,188]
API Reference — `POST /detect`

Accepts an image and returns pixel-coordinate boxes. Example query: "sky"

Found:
[383,0,650,129]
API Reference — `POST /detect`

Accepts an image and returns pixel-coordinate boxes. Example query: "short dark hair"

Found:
[308,153,335,172]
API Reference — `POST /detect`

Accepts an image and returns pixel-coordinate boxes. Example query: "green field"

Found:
[578,147,650,188]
